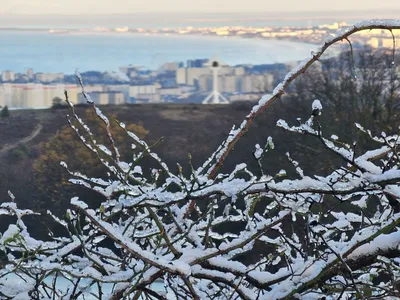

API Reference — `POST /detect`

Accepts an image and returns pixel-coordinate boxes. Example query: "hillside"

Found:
[0,100,361,240]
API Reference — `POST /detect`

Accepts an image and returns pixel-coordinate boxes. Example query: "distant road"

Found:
[0,124,43,157]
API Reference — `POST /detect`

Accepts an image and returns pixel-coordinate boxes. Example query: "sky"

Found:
[1,0,399,15]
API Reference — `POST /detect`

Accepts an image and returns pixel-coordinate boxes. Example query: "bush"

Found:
[0,106,10,118]
[1,20,400,299]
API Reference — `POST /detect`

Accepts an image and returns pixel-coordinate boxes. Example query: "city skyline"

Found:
[1,0,399,15]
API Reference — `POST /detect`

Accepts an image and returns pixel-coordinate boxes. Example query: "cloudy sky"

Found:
[1,0,399,15]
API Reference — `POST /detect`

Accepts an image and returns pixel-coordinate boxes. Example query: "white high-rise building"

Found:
[0,83,78,108]
[1,71,16,82]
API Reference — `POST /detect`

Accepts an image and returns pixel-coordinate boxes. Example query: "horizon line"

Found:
[2,8,400,16]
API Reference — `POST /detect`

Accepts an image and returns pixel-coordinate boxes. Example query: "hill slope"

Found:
[0,102,336,216]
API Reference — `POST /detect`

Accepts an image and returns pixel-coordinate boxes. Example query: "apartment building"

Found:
[197,73,274,94]
[240,74,274,93]
[129,84,158,99]
[78,91,124,105]
[0,83,77,108]
[35,73,64,83]
[177,66,245,86]
[1,71,16,82]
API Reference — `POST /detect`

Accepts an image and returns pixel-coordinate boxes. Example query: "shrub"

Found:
[0,106,10,118]
[1,20,400,299]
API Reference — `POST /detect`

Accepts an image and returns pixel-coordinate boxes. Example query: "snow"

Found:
[7,190,15,201]
[254,144,263,159]
[1,273,165,300]
[71,197,89,209]
[99,144,112,156]
[1,224,20,244]
[349,231,400,260]
[312,99,322,111]
[2,18,400,300]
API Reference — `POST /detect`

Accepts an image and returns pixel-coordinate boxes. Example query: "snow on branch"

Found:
[0,19,400,299]
[204,19,400,180]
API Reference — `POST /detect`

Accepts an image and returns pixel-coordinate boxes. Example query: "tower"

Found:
[202,58,229,104]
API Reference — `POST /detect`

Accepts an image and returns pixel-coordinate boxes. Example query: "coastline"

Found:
[0,26,321,46]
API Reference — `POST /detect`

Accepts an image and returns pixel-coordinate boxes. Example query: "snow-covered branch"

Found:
[205,19,400,180]
[1,19,400,299]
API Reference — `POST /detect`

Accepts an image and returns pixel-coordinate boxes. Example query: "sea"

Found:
[0,31,316,74]
[1,11,396,74]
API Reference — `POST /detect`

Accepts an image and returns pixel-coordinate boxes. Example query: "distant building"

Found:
[157,86,181,96]
[176,68,187,85]
[196,75,212,92]
[136,93,162,103]
[197,73,273,94]
[229,93,260,102]
[43,84,77,107]
[109,92,124,105]
[1,84,11,106]
[3,84,25,107]
[105,84,130,100]
[177,66,246,86]
[24,83,45,107]
[26,69,34,80]
[176,68,211,85]
[35,72,64,83]
[381,38,394,48]
[240,74,274,93]
[43,84,62,107]
[1,71,16,82]
[119,65,145,79]
[0,84,8,107]
[64,85,78,104]
[84,85,104,93]
[318,22,348,30]
[233,67,245,76]
[129,84,157,99]
[187,59,208,68]
[78,91,124,105]
[115,27,129,33]
[160,62,183,72]
[0,83,77,108]
[220,75,239,93]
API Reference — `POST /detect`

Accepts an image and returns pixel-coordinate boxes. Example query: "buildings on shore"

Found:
[43,21,400,51]
[0,58,280,109]
[0,83,78,108]
[1,20,397,109]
